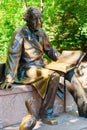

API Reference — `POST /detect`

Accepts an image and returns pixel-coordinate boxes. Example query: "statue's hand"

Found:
[0,82,12,89]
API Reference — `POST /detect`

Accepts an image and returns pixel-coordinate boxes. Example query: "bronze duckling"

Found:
[19,98,37,130]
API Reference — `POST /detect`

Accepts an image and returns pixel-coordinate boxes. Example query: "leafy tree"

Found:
[0,0,87,62]
[52,0,87,51]
[0,0,40,62]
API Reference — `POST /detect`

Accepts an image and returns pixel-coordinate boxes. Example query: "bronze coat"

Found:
[5,26,58,98]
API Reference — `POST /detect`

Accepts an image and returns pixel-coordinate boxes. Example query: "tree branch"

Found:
[41,0,44,12]
[23,0,27,10]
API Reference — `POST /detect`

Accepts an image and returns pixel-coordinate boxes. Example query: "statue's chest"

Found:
[23,34,43,57]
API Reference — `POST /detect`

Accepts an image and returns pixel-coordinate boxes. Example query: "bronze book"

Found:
[45,51,86,73]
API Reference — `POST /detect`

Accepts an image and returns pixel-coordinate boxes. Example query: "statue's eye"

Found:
[32,17,37,21]
[33,14,42,21]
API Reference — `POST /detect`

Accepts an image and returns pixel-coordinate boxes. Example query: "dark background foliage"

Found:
[0,0,87,62]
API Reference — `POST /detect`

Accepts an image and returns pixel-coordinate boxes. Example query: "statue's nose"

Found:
[37,18,41,25]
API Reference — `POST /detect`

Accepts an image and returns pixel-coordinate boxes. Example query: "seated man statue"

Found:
[1,6,87,124]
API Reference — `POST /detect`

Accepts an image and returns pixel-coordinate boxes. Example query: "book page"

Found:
[58,51,83,63]
[45,51,85,73]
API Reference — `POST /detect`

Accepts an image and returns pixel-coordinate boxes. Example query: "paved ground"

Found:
[3,111,87,130]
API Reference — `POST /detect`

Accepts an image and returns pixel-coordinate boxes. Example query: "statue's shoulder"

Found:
[36,28,46,37]
[15,26,28,37]
[38,28,45,34]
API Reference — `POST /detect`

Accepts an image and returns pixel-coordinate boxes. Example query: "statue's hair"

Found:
[23,6,41,23]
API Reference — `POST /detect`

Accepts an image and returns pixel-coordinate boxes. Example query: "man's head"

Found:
[23,6,42,31]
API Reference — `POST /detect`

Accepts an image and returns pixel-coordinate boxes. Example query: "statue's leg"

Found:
[65,70,87,117]
[39,72,59,124]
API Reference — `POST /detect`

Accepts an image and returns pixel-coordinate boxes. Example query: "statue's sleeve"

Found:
[5,31,23,83]
[43,31,59,61]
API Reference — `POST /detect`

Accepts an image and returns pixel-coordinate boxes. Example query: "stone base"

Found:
[0,84,77,128]
[0,84,41,128]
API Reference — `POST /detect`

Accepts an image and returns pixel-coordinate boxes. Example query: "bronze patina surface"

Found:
[1,6,87,125]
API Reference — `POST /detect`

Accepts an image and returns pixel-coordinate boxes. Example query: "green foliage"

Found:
[52,0,87,51]
[0,0,40,60]
[0,0,24,57]
[0,0,87,62]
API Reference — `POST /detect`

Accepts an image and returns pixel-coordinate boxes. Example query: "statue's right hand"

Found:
[0,82,12,90]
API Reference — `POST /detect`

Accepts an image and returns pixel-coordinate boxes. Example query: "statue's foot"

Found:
[39,114,58,125]
[78,102,87,118]
[19,115,37,130]
[41,117,58,125]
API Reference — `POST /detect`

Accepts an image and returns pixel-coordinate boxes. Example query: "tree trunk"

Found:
[23,0,27,10]
[41,0,44,12]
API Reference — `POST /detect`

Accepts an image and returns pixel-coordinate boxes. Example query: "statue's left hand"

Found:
[0,82,12,89]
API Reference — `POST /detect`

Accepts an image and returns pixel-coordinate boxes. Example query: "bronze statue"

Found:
[19,99,36,130]
[1,6,87,125]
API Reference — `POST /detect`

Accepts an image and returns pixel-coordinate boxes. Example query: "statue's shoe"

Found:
[78,102,87,118]
[41,117,58,125]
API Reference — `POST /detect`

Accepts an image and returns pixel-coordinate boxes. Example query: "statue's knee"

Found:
[48,72,59,89]
[51,72,60,81]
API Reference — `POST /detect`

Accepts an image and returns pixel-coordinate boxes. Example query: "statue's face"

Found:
[29,9,42,31]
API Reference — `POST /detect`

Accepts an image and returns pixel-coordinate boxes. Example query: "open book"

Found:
[45,51,86,73]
